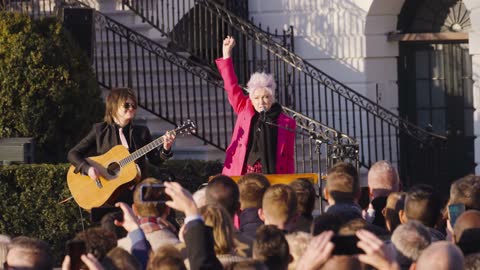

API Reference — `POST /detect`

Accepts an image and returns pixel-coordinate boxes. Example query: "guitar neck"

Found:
[118,131,173,167]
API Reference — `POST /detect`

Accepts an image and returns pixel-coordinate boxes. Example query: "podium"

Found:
[226,173,320,185]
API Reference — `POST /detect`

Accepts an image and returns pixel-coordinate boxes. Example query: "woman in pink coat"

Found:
[216,36,296,176]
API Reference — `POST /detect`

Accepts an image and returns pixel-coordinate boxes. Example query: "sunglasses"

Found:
[123,102,137,110]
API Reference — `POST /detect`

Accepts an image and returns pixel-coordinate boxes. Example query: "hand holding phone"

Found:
[140,183,170,202]
[66,240,86,270]
[448,203,465,228]
[331,235,364,255]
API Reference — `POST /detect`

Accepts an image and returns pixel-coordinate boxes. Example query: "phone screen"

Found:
[331,235,364,255]
[448,203,465,227]
[90,207,123,223]
[66,240,86,270]
[140,184,169,202]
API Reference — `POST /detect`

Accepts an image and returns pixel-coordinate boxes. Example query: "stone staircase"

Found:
[93,0,226,161]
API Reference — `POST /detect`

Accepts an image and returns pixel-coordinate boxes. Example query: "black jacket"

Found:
[67,122,172,177]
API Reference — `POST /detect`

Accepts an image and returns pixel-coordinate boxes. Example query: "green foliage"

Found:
[0,12,104,163]
[0,160,222,265]
[0,164,88,264]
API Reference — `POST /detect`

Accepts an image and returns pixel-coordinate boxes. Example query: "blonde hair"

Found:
[247,72,276,100]
[238,173,270,209]
[200,204,236,255]
[104,87,137,124]
[262,184,297,225]
[147,244,186,270]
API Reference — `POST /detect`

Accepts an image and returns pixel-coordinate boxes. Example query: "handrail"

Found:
[120,0,294,85]
[60,0,358,175]
[198,0,446,144]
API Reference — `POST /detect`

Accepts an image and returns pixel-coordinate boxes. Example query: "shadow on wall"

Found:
[251,0,368,77]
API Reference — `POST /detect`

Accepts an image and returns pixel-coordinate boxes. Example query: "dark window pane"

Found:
[417,109,430,129]
[415,50,431,79]
[432,109,446,134]
[416,80,431,107]
[431,79,445,107]
[464,108,474,136]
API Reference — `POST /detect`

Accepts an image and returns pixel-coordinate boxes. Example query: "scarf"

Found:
[246,103,282,174]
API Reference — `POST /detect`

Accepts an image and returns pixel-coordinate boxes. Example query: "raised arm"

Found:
[223,36,235,59]
[216,36,249,114]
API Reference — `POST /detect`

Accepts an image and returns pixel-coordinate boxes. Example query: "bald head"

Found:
[368,161,399,198]
[453,210,480,255]
[416,241,465,270]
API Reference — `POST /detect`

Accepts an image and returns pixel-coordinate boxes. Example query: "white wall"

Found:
[248,0,401,112]
[249,0,480,174]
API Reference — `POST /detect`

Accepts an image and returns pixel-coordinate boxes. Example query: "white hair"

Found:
[391,220,431,261]
[247,72,276,100]
[368,160,400,192]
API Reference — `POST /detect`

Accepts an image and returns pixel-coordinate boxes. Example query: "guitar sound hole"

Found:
[107,162,121,176]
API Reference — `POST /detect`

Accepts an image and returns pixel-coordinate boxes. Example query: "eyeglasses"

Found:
[123,102,137,110]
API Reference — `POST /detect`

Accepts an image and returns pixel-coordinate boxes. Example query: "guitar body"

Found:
[67,145,138,210]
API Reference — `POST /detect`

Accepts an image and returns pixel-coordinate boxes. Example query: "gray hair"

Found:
[391,220,431,261]
[368,160,400,192]
[247,72,276,100]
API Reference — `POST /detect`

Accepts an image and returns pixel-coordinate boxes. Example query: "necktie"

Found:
[119,127,129,149]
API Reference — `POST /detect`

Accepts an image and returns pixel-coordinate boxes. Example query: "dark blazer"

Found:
[184,220,223,270]
[67,122,171,177]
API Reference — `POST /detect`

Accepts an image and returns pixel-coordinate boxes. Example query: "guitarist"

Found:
[67,88,176,205]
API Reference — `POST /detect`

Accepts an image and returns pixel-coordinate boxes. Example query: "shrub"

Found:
[0,12,104,163]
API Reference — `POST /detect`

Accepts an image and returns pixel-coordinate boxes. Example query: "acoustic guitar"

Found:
[67,120,196,210]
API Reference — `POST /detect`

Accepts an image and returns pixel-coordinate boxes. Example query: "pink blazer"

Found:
[216,57,296,176]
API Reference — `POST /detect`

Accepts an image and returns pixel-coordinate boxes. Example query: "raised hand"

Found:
[295,231,335,270]
[114,202,140,233]
[222,36,236,59]
[164,181,199,217]
[356,229,399,270]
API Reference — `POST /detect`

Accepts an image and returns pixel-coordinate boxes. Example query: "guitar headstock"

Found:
[175,119,196,136]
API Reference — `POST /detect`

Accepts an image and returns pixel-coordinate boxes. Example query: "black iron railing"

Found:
[81,5,359,175]
[188,0,448,173]
[120,0,447,178]
[59,2,357,173]
[120,0,294,87]
[0,0,57,17]
[2,0,360,177]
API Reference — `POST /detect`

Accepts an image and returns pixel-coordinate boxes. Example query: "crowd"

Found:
[2,160,480,270]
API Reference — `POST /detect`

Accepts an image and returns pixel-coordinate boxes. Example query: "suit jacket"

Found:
[67,122,171,177]
[184,219,223,270]
[216,57,296,176]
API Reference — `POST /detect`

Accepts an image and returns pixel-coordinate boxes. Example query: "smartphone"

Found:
[140,183,170,202]
[90,207,123,223]
[448,203,465,227]
[331,235,364,255]
[66,240,86,270]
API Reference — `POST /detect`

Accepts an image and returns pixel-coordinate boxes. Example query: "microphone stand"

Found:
[260,118,330,212]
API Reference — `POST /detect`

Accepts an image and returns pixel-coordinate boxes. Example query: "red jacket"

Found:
[216,57,296,176]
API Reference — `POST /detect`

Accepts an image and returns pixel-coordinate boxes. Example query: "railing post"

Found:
[127,31,132,88]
